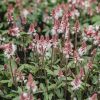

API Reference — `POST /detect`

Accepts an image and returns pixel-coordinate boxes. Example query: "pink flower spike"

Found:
[58,14,67,33]
[51,19,60,35]
[4,64,8,70]
[7,4,14,14]
[89,93,97,100]
[52,5,63,20]
[8,24,20,37]
[58,69,64,79]
[54,19,60,30]
[7,13,14,23]
[73,50,81,63]
[45,35,50,43]
[52,34,58,48]
[20,92,34,100]
[40,35,45,43]
[91,49,96,56]
[71,76,82,90]
[28,23,36,35]
[78,41,87,56]
[26,74,37,93]
[78,68,85,79]
[96,3,100,13]
[63,40,73,58]
[87,7,93,16]
[14,69,25,82]
[87,60,93,70]
[84,25,96,37]
[28,43,35,51]
[74,20,80,32]
[35,33,39,42]
[1,43,16,59]
[21,17,27,25]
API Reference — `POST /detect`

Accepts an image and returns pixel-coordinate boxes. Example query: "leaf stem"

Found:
[9,58,15,85]
[65,58,69,99]
[51,46,54,70]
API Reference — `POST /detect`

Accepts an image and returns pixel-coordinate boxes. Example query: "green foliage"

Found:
[0,0,99,100]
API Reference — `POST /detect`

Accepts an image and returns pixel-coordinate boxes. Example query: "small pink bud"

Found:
[89,93,97,100]
[58,69,64,78]
[4,64,8,70]
[78,68,84,79]
[16,57,20,64]
[87,61,93,70]
[91,49,96,56]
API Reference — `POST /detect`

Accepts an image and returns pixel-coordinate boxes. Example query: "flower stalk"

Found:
[9,58,15,85]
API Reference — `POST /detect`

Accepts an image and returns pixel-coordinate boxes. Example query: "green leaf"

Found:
[44,92,49,100]
[8,81,13,87]
[55,89,64,98]
[17,87,22,93]
[12,96,19,100]
[67,61,75,68]
[19,64,38,74]
[92,75,98,84]
[67,77,73,81]
[6,93,16,98]
[20,32,27,36]
[45,68,54,75]
[92,15,100,22]
[57,82,65,88]
[0,23,3,29]
[40,83,46,92]
[48,84,56,91]
[76,90,82,100]
[49,93,53,100]
[0,80,10,83]
[19,64,32,70]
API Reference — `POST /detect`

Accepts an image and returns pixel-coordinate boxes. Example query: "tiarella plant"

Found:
[0,0,99,100]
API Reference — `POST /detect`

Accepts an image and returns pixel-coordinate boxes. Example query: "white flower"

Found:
[78,44,87,56]
[68,0,71,2]
[55,8,63,19]
[72,0,76,4]
[78,48,84,56]
[45,51,51,59]
[20,92,33,100]
[51,0,56,3]
[95,25,99,31]
[83,36,88,41]
[71,9,80,19]
[93,40,98,45]
[73,97,77,100]
[22,9,29,18]
[71,77,82,90]
[51,28,56,35]
[75,10,80,17]
[4,43,16,59]
[0,36,5,41]
[84,1,90,8]
[23,93,28,97]
[57,28,64,33]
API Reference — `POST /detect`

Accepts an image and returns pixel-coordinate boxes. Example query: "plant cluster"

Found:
[0,0,100,100]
